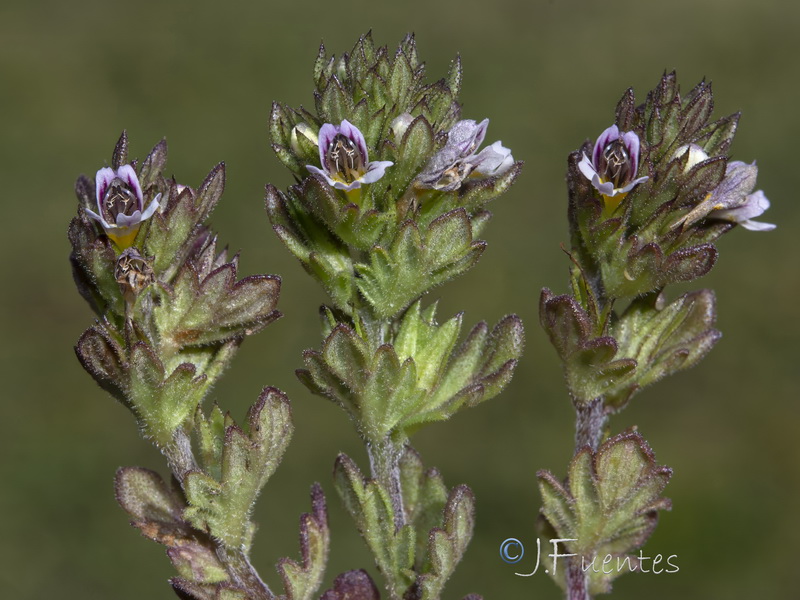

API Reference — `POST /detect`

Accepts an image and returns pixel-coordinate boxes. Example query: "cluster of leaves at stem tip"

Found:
[71,134,331,600]
[268,33,524,600]
[537,73,774,596]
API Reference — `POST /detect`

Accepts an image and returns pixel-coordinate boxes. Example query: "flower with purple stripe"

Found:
[675,156,776,232]
[417,119,514,191]
[306,120,393,192]
[86,165,160,249]
[578,124,648,206]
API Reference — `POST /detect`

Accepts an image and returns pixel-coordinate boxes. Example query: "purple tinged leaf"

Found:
[319,570,380,600]
[277,484,331,600]
[75,326,128,403]
[111,130,128,169]
[139,138,168,189]
[195,162,225,222]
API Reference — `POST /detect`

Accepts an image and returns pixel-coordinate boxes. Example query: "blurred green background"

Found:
[2,0,798,598]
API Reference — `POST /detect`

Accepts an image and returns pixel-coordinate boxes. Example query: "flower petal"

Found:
[332,179,361,191]
[621,130,641,175]
[339,119,369,163]
[592,124,620,167]
[472,141,513,176]
[473,119,489,151]
[116,210,142,228]
[116,164,143,205]
[140,194,161,220]
[713,190,775,230]
[317,123,338,166]
[739,219,777,231]
[85,207,111,229]
[360,161,393,184]
[447,119,486,157]
[617,175,649,194]
[306,164,337,185]
[95,167,116,207]
[578,153,599,181]
[592,176,618,197]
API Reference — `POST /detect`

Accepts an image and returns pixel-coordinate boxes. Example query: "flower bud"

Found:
[290,123,319,156]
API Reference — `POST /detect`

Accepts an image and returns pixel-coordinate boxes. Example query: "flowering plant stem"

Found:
[269,33,524,599]
[367,436,406,531]
[573,397,606,453]
[538,73,773,599]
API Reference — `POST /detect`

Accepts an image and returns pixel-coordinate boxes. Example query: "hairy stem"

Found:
[166,427,274,599]
[565,397,606,600]
[574,397,606,452]
[566,558,590,600]
[368,437,406,531]
[218,546,275,599]
[163,427,199,483]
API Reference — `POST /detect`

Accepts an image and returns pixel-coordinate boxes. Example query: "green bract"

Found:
[299,302,523,442]
[537,432,672,595]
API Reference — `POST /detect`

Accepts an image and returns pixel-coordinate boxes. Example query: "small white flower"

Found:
[578,124,648,197]
[417,119,515,191]
[306,120,393,192]
[86,165,160,248]
[677,160,775,231]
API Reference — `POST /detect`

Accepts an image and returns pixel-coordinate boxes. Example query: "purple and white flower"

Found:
[683,160,775,231]
[668,148,774,231]
[578,124,648,197]
[417,119,515,191]
[712,189,775,231]
[306,120,393,192]
[86,165,160,248]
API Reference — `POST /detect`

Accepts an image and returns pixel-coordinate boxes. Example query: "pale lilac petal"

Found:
[306,164,336,185]
[592,176,617,196]
[360,161,393,184]
[116,164,143,205]
[578,153,598,182]
[339,119,369,163]
[85,207,111,229]
[473,119,489,151]
[618,175,649,194]
[317,123,338,166]
[713,190,773,226]
[95,167,116,206]
[115,210,142,228]
[332,179,361,191]
[592,124,620,167]
[735,190,770,220]
[447,120,484,156]
[307,164,360,190]
[739,219,777,231]
[621,130,641,175]
[713,161,758,210]
[472,141,513,176]
[140,194,161,220]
